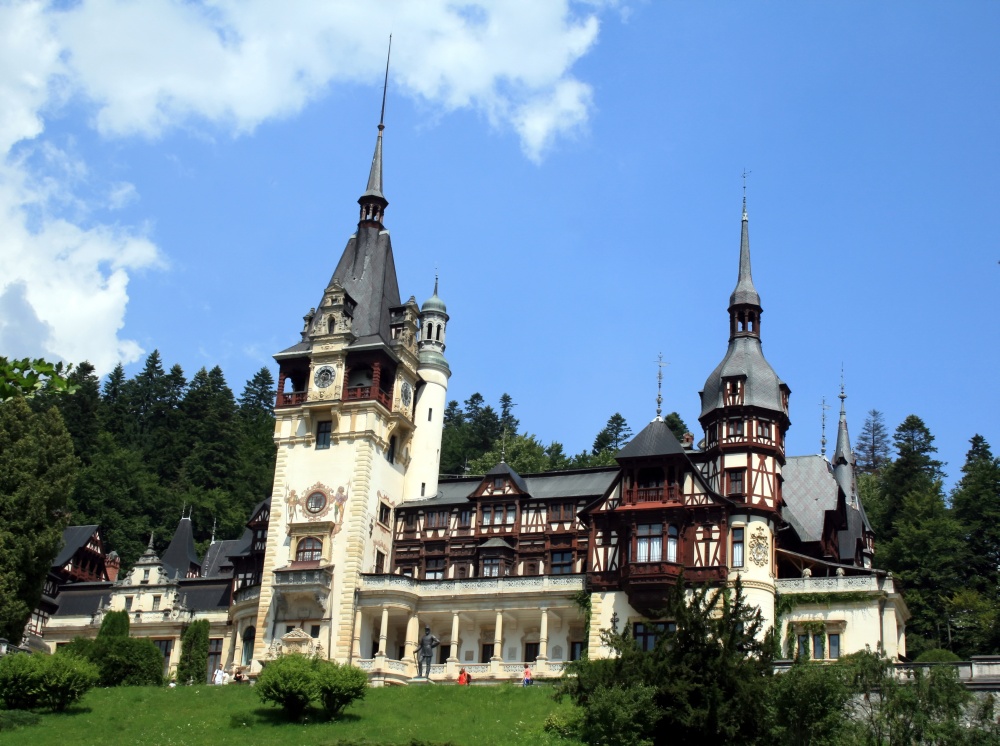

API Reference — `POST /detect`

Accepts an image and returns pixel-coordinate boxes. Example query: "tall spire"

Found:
[833,370,857,506]
[730,173,761,310]
[359,36,391,227]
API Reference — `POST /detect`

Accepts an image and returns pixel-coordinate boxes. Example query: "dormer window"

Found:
[493,477,504,491]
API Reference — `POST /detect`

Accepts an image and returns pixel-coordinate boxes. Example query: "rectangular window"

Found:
[426,558,445,580]
[378,503,391,526]
[153,639,174,679]
[152,595,161,611]
[206,639,223,684]
[125,596,133,611]
[493,507,505,526]
[374,550,385,574]
[482,558,501,577]
[570,641,585,661]
[797,634,809,659]
[727,469,745,497]
[505,505,516,525]
[633,622,675,652]
[829,633,840,660]
[481,643,494,663]
[310,625,321,639]
[636,524,663,563]
[494,477,505,490]
[427,511,448,529]
[406,513,415,528]
[482,506,492,526]
[732,527,744,568]
[316,421,332,449]
[428,408,433,422]
[551,551,574,574]
[729,419,744,437]
[458,510,471,528]
[813,634,825,660]
[525,642,540,662]
[756,421,772,440]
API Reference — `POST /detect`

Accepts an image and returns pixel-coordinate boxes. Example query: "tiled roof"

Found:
[782,455,837,544]
[404,468,618,508]
[53,525,100,568]
[616,418,686,459]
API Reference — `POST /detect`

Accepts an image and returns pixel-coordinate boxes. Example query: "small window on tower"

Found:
[436,325,442,342]
[378,503,391,526]
[732,527,745,567]
[316,421,332,449]
[374,550,386,574]
[727,469,745,498]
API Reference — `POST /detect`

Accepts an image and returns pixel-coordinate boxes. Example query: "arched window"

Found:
[667,525,679,563]
[435,324,442,342]
[241,626,256,666]
[425,323,433,340]
[296,537,322,562]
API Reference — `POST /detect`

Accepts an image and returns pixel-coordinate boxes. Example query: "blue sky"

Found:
[2,1,997,489]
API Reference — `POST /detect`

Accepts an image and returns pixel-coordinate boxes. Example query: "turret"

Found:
[403,278,451,500]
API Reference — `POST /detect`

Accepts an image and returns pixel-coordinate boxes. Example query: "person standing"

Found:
[212,666,225,685]
[457,668,468,685]
[522,664,533,687]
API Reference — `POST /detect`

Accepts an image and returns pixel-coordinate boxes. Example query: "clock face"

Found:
[401,382,412,406]
[314,365,335,389]
[306,491,327,514]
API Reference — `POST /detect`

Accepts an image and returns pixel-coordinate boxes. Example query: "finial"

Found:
[433,272,439,296]
[839,365,847,413]
[820,397,831,457]
[500,426,508,463]
[654,353,668,420]
[379,35,392,132]
[741,169,751,219]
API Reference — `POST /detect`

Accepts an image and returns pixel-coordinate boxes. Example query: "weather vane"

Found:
[742,169,751,214]
[820,397,831,457]
[654,353,669,419]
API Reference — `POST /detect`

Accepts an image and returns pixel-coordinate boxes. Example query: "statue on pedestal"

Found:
[415,625,439,678]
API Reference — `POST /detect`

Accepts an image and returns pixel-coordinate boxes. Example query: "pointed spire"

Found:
[653,354,668,421]
[359,36,391,226]
[730,176,761,309]
[833,369,857,506]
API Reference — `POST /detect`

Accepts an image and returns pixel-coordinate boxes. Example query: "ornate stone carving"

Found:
[749,526,769,567]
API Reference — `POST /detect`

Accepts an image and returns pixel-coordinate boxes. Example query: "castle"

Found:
[38,107,908,684]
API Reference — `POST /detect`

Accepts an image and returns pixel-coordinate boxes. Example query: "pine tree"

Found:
[233,367,277,509]
[0,398,78,641]
[499,392,520,435]
[101,363,133,443]
[54,361,102,466]
[439,400,468,476]
[879,415,945,543]
[856,409,891,474]
[468,433,549,475]
[593,413,632,454]
[665,411,689,443]
[951,436,1000,599]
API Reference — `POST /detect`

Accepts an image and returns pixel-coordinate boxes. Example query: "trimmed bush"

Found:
[92,637,163,687]
[256,654,317,720]
[60,636,96,660]
[314,659,368,718]
[915,648,962,663]
[0,651,98,711]
[176,619,209,685]
[35,653,98,711]
[97,610,130,638]
[0,653,44,710]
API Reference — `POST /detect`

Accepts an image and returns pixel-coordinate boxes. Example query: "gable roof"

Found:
[406,467,619,508]
[161,517,200,578]
[53,525,100,568]
[485,461,529,494]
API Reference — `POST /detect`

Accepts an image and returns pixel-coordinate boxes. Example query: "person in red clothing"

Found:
[522,665,533,687]
[458,668,468,685]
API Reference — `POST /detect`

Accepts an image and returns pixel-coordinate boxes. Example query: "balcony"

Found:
[622,485,683,506]
[276,391,307,408]
[344,385,393,409]
[272,567,334,596]
[359,573,585,599]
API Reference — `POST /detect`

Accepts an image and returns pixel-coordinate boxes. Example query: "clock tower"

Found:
[249,107,443,665]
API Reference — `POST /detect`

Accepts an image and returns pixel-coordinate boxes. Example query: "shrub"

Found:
[0,650,98,712]
[176,619,209,685]
[92,637,163,687]
[313,659,368,718]
[60,637,96,660]
[0,653,44,710]
[35,653,98,711]
[915,648,962,663]
[257,654,317,720]
[575,683,658,746]
[97,610,130,638]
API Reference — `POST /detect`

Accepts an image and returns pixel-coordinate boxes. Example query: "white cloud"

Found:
[0,0,610,373]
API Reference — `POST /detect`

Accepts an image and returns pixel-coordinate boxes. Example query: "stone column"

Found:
[377,606,389,656]
[491,610,503,676]
[449,612,460,661]
[404,612,419,677]
[536,607,549,676]
[351,608,363,660]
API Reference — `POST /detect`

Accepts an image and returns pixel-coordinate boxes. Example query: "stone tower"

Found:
[249,108,444,665]
[698,197,790,631]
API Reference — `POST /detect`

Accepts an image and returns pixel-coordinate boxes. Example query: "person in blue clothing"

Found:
[522,664,533,686]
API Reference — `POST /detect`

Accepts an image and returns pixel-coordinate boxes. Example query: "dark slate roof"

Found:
[406,468,619,508]
[51,583,112,617]
[162,518,200,579]
[486,461,529,494]
[53,525,99,568]
[201,538,244,578]
[699,336,787,418]
[177,579,231,611]
[616,418,686,459]
[312,227,400,346]
[361,128,385,201]
[480,537,515,549]
[782,455,837,544]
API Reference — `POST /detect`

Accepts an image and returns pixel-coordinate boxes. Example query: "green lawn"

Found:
[0,682,582,746]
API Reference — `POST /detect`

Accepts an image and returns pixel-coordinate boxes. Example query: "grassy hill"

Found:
[0,682,582,746]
